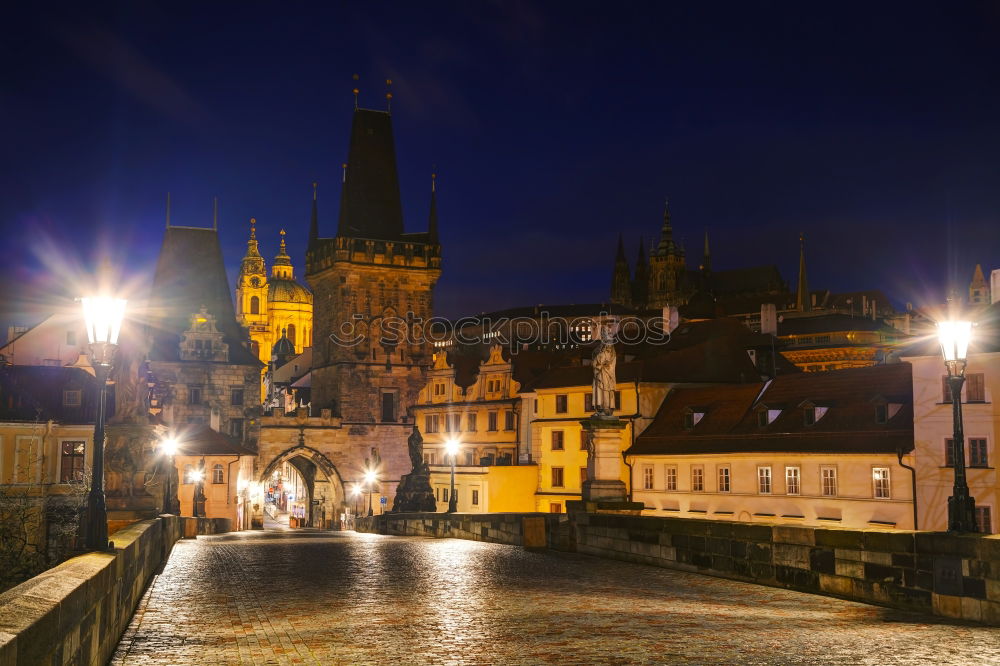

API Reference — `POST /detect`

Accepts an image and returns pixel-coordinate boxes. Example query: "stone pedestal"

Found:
[392,464,437,513]
[581,416,629,502]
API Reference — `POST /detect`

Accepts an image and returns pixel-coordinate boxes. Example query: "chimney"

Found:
[760,304,777,336]
[992,269,1000,305]
[662,305,679,334]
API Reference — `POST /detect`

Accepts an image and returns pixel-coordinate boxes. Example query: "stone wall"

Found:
[355,512,569,549]
[0,515,185,665]
[356,511,1000,626]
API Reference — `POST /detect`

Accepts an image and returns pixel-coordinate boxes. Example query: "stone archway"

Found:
[258,445,347,529]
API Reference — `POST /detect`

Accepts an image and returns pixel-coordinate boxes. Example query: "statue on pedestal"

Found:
[392,426,437,513]
[591,323,617,418]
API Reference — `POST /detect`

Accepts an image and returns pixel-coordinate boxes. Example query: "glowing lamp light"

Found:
[351,483,361,497]
[189,469,204,483]
[364,470,376,486]
[444,438,460,458]
[81,297,127,346]
[161,438,179,457]
[938,321,973,364]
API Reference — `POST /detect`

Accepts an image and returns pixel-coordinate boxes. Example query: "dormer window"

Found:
[756,406,781,427]
[684,406,707,430]
[875,404,888,424]
[871,395,904,424]
[804,406,816,426]
[799,400,829,426]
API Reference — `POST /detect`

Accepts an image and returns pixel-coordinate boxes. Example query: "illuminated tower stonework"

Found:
[647,200,687,308]
[307,108,441,424]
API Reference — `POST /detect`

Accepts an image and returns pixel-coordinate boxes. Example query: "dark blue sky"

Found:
[2,1,999,329]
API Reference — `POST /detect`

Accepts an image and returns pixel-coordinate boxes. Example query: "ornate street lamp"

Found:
[160,437,179,514]
[350,483,361,523]
[938,320,978,532]
[80,296,126,552]
[364,469,376,517]
[445,437,460,513]
[190,459,206,518]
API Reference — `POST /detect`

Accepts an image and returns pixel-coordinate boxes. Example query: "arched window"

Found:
[212,464,224,484]
[183,464,194,484]
[250,296,260,315]
[287,324,296,347]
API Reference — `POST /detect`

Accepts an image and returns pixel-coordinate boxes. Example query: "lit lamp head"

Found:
[81,296,127,367]
[351,483,361,497]
[161,437,179,457]
[937,320,973,376]
[444,437,460,459]
[364,469,376,486]
[189,468,204,484]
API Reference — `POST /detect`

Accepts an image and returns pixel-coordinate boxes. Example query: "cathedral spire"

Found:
[611,233,632,306]
[656,199,676,256]
[427,173,439,244]
[632,236,649,308]
[700,229,711,273]
[796,233,811,312]
[337,108,405,240]
[308,182,319,249]
[239,217,264,279]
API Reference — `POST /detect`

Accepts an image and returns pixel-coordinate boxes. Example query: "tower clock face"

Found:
[250,277,261,287]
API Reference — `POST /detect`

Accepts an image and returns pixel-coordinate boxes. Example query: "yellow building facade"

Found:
[429,464,538,513]
[235,220,313,400]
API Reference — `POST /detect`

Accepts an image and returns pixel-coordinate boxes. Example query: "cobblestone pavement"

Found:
[112,530,1000,665]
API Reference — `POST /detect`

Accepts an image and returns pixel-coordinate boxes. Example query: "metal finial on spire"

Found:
[386,78,393,111]
[279,228,287,252]
[250,217,256,239]
[165,192,171,228]
[342,163,348,183]
[431,172,436,193]
[213,196,218,230]
[312,181,318,201]
[352,73,360,109]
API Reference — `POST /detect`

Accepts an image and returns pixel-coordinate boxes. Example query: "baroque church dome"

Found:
[268,278,313,304]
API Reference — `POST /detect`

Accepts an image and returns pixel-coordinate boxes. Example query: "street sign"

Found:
[379,496,387,505]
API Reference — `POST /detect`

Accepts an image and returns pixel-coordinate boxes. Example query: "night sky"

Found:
[3,2,999,333]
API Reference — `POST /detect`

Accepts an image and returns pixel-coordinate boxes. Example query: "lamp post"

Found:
[364,469,376,517]
[350,483,361,523]
[938,320,978,533]
[81,296,126,552]
[190,463,205,518]
[160,437,179,514]
[445,437,459,513]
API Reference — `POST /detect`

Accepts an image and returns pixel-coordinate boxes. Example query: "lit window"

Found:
[488,412,498,431]
[466,413,477,432]
[62,389,82,407]
[642,465,654,490]
[821,467,838,496]
[59,441,86,482]
[757,466,772,494]
[718,466,730,493]
[692,466,704,492]
[785,467,800,495]
[665,466,677,491]
[551,467,564,487]
[213,464,224,484]
[970,439,988,467]
[967,374,986,402]
[555,395,568,413]
[551,430,564,450]
[873,467,890,499]
[471,489,479,506]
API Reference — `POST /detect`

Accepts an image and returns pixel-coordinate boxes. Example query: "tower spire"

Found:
[352,73,359,110]
[700,229,711,273]
[657,198,675,255]
[308,182,319,249]
[385,78,393,112]
[427,172,439,244]
[796,233,811,312]
[165,192,171,228]
[611,233,632,306]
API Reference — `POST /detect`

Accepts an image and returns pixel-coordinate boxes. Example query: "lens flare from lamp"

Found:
[189,469,204,483]
[161,438,179,457]
[445,438,460,457]
[364,470,376,485]
[937,321,973,363]
[81,297,127,345]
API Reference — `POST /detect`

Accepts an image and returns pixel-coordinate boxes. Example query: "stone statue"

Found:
[407,425,424,471]
[592,323,617,418]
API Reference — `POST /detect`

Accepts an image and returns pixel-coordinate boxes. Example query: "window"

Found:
[718,466,730,493]
[967,373,985,402]
[287,324,296,347]
[665,466,677,491]
[785,467,800,495]
[757,410,769,427]
[446,413,461,433]
[874,403,888,424]
[231,388,244,406]
[466,413,477,432]
[425,415,439,433]
[212,464,224,484]
[549,503,562,513]
[975,506,993,534]
[423,452,435,465]
[757,466,772,494]
[250,296,259,314]
[580,467,588,484]
[183,464,194,484]
[189,386,203,405]
[692,466,704,492]
[551,430,564,450]
[551,467,564,487]
[821,467,838,496]
[533,399,538,414]
[381,392,396,422]
[62,389,82,407]
[66,330,76,345]
[555,394,568,413]
[642,465,654,490]
[585,394,593,412]
[803,407,816,426]
[504,410,516,431]
[442,488,449,502]
[471,489,479,506]
[684,412,695,429]
[945,438,957,467]
[59,441,85,482]
[614,390,622,410]
[434,382,446,396]
[580,431,589,450]
[229,418,244,440]
[970,438,988,467]
[487,411,498,431]
[873,467,890,499]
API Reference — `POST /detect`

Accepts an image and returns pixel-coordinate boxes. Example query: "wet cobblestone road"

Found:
[112,530,1000,665]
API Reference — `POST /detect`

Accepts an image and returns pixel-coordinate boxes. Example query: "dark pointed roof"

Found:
[656,200,676,256]
[148,226,260,366]
[337,109,405,241]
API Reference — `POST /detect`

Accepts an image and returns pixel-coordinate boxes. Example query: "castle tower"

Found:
[610,234,632,306]
[969,264,989,304]
[307,107,441,422]
[647,200,687,308]
[267,229,312,354]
